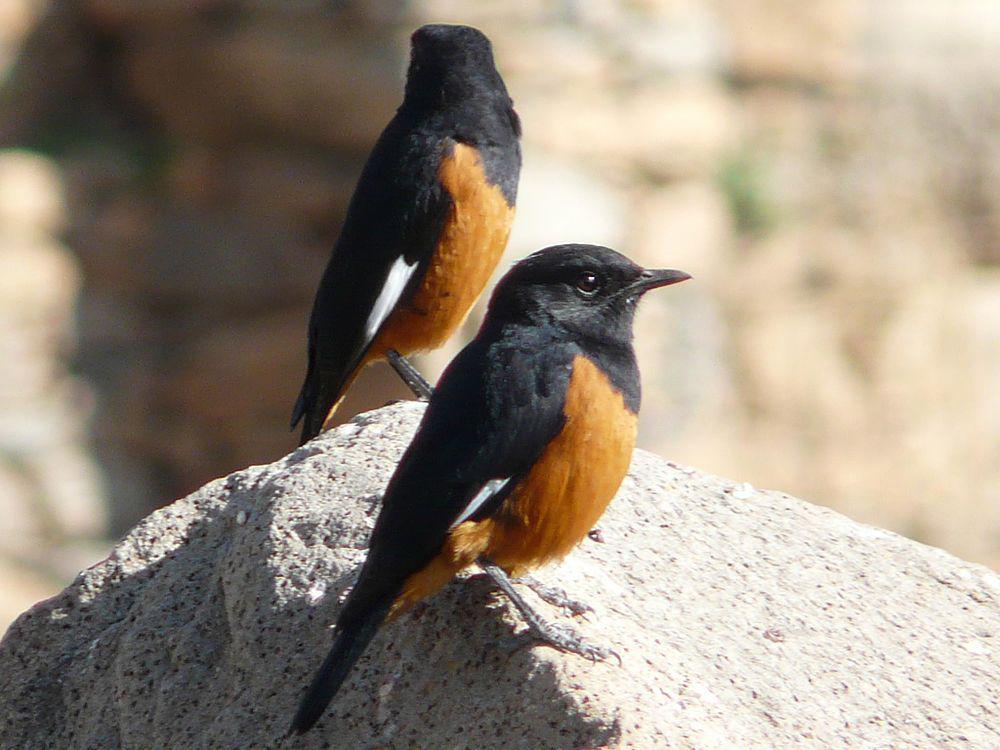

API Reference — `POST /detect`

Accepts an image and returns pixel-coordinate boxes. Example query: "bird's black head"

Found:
[404,24,510,107]
[485,244,691,348]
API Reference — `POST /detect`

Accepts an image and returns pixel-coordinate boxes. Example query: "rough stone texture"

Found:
[1,402,997,750]
[1,0,1000,628]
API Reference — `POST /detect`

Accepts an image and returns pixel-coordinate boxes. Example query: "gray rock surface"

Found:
[1,401,997,749]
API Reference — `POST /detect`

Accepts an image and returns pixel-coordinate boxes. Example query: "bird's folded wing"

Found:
[344,337,577,612]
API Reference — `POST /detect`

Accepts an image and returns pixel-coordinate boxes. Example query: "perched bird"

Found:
[289,244,691,734]
[291,24,521,445]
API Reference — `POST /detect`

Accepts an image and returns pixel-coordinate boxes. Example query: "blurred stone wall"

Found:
[0,150,108,626]
[1,0,997,630]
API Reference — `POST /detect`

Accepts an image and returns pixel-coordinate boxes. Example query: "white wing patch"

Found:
[450,477,511,530]
[364,255,419,341]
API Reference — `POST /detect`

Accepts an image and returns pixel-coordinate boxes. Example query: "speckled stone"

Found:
[1,401,997,749]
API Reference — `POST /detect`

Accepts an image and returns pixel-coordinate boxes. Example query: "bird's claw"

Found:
[527,621,619,664]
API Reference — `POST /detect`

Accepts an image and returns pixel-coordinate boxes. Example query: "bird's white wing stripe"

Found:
[364,255,420,340]
[450,477,511,530]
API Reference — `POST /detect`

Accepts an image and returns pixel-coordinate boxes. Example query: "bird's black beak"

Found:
[630,268,692,294]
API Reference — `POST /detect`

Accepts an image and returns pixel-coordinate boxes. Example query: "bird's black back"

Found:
[291,24,521,443]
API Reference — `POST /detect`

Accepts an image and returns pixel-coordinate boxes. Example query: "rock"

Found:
[522,79,738,179]
[0,238,78,399]
[0,150,65,236]
[120,22,403,152]
[618,3,725,75]
[0,0,40,76]
[0,559,62,640]
[0,149,106,593]
[491,26,612,84]
[166,145,363,232]
[629,180,734,279]
[508,150,628,259]
[1,401,996,749]
[620,79,739,179]
[870,273,1000,565]
[721,0,862,86]
[0,1,91,145]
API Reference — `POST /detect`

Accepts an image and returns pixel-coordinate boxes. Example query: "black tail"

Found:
[290,365,352,446]
[288,598,393,735]
[289,377,311,433]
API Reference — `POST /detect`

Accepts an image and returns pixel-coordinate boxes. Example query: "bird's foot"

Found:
[519,619,618,663]
[478,559,618,664]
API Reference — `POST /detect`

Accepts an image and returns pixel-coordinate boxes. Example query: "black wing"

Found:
[291,118,456,442]
[290,328,573,735]
[338,328,577,624]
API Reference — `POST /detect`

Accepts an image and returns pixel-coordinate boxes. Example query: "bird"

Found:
[290,23,522,445]
[288,243,691,734]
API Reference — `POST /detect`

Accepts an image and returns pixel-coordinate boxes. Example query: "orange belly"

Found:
[321,143,515,432]
[391,354,638,616]
[369,142,515,360]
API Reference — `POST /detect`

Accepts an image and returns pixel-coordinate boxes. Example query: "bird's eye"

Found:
[574,271,602,295]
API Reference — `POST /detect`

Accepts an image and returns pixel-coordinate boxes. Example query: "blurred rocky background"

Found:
[1,0,997,632]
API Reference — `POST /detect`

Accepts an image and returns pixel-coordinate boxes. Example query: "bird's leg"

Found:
[386,349,434,400]
[477,559,617,663]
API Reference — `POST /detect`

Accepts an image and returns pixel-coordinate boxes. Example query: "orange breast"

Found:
[390,354,637,616]
[479,355,638,576]
[371,143,515,359]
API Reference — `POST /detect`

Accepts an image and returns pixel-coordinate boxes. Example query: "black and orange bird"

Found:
[288,244,691,734]
[290,24,521,445]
